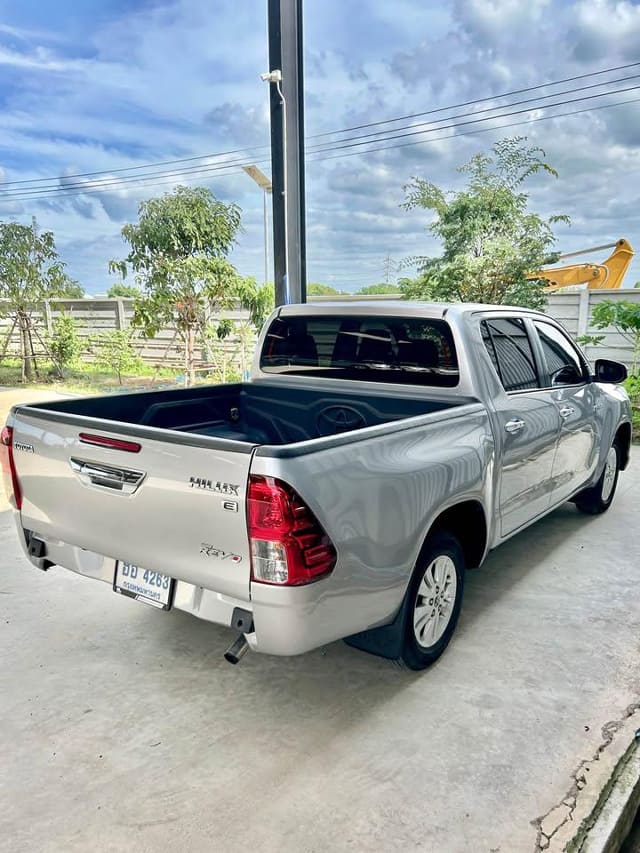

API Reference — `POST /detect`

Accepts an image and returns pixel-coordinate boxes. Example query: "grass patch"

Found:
[0,359,210,395]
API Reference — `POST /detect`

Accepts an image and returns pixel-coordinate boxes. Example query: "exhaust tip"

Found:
[224,634,249,665]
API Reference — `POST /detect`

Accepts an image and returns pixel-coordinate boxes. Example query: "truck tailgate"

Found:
[11,409,254,602]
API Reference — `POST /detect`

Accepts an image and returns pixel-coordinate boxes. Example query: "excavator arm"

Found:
[528,238,634,291]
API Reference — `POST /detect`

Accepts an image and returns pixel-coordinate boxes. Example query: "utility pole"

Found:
[266,0,307,306]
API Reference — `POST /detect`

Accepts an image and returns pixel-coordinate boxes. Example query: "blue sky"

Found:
[0,0,639,292]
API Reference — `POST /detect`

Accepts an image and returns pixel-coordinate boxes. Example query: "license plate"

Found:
[114,562,174,609]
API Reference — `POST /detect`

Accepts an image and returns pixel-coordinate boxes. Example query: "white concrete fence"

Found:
[1,288,638,374]
[0,298,255,377]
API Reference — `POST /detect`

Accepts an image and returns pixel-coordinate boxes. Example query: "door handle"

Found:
[504,418,526,434]
[559,406,576,419]
[70,457,146,495]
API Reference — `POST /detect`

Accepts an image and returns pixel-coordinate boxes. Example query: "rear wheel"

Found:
[400,532,465,670]
[574,443,620,515]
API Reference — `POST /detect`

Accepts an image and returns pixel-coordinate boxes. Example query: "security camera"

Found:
[260,69,282,83]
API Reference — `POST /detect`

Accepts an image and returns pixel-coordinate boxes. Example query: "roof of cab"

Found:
[277,300,548,319]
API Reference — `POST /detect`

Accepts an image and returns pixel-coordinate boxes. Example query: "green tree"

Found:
[397,274,430,299]
[107,282,140,298]
[355,283,401,295]
[233,278,274,332]
[307,283,343,296]
[0,218,75,380]
[110,186,243,385]
[401,137,569,309]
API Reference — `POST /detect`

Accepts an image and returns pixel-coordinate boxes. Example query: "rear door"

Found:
[11,409,253,602]
[530,319,599,502]
[480,317,561,537]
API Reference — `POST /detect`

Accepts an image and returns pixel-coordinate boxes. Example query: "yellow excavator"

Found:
[528,238,634,291]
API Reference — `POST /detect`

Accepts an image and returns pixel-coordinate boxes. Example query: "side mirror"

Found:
[594,359,627,384]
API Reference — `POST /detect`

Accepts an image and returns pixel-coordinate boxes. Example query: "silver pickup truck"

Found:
[1,302,632,669]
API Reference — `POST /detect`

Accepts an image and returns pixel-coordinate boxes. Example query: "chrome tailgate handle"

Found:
[504,418,525,435]
[70,458,146,494]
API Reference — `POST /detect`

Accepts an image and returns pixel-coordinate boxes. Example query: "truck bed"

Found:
[27,382,465,445]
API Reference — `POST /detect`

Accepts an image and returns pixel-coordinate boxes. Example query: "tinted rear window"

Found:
[260,315,459,387]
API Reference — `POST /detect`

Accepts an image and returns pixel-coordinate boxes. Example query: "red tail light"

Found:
[1,426,22,510]
[247,475,336,586]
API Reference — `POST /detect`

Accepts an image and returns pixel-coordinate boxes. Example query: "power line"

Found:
[4,163,268,203]
[1,60,638,192]
[309,94,640,164]
[305,73,640,150]
[5,76,635,200]
[308,60,640,138]
[4,92,639,202]
[306,83,640,156]
[0,142,271,188]
[0,154,270,199]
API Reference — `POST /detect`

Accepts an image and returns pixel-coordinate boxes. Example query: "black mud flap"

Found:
[344,595,410,661]
[24,530,53,571]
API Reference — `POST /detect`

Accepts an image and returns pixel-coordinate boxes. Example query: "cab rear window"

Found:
[260,315,459,387]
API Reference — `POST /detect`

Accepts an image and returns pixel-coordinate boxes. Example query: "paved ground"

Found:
[0,399,638,851]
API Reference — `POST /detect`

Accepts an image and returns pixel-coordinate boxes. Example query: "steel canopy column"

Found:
[267,0,307,305]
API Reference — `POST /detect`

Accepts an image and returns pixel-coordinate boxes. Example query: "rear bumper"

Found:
[14,522,383,657]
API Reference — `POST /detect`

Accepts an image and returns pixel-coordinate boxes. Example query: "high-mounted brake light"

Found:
[247,475,336,586]
[79,433,141,453]
[1,425,22,510]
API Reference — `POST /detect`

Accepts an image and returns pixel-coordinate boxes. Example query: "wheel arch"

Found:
[343,498,488,662]
[421,499,488,570]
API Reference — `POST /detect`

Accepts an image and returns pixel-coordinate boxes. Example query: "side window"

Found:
[481,318,539,392]
[532,321,586,386]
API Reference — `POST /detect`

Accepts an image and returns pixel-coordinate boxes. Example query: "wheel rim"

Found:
[413,555,458,649]
[601,446,617,502]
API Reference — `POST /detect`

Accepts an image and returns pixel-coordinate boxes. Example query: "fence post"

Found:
[115,299,126,330]
[577,289,590,338]
[43,300,53,334]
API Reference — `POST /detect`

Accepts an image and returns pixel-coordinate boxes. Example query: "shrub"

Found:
[624,374,640,442]
[49,313,81,374]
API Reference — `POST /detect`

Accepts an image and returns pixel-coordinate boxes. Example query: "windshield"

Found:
[260,314,459,387]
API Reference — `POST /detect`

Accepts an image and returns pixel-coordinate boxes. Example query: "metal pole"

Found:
[263,189,268,286]
[268,0,286,307]
[267,0,307,305]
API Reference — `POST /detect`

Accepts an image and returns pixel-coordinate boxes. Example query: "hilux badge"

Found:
[189,477,239,496]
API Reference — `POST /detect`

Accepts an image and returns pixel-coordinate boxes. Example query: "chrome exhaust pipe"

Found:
[224,634,249,665]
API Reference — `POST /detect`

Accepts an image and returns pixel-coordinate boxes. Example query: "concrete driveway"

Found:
[0,437,638,852]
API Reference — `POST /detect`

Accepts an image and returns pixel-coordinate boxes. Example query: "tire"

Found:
[574,442,620,515]
[399,531,466,671]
